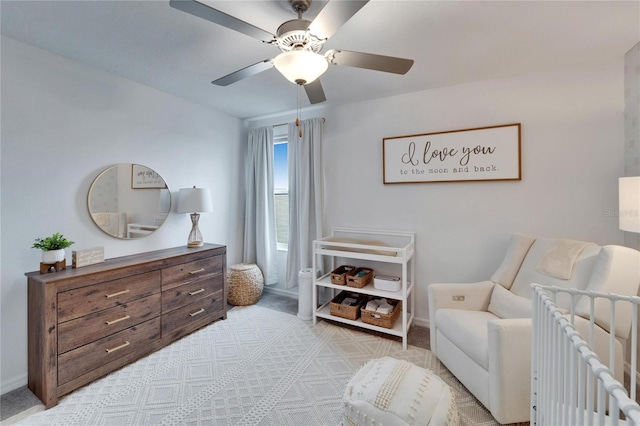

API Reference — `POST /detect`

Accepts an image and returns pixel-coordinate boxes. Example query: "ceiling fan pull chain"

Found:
[296,84,303,138]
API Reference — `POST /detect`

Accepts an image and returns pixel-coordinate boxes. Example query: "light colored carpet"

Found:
[9,305,499,425]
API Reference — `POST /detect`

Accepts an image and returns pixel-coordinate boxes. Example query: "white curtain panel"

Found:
[286,117,325,288]
[243,126,279,285]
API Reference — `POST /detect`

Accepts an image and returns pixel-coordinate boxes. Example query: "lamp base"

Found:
[186,213,205,248]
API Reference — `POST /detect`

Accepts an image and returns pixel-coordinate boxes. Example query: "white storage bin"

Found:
[373,275,401,292]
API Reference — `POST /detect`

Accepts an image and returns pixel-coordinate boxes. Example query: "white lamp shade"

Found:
[177,187,213,213]
[273,50,328,85]
[619,177,640,233]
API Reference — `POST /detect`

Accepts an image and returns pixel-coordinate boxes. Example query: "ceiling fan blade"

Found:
[304,79,326,104]
[326,49,414,75]
[308,0,369,40]
[170,0,275,42]
[212,60,274,86]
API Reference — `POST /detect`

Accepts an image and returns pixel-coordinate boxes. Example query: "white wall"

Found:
[250,58,626,326]
[623,42,640,379]
[624,42,640,247]
[0,36,246,393]
[325,58,625,324]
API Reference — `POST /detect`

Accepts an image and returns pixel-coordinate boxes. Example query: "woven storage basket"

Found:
[330,265,356,285]
[227,263,264,306]
[346,267,374,288]
[361,300,402,329]
[330,291,368,320]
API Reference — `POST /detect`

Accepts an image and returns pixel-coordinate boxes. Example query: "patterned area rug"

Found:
[14,305,499,425]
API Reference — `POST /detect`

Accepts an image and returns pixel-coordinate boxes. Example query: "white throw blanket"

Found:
[537,239,595,280]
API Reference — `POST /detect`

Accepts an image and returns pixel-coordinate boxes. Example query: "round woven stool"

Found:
[227,263,264,306]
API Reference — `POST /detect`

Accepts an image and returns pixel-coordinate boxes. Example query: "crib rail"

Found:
[531,284,640,426]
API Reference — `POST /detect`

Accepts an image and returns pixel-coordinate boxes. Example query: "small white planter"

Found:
[41,249,65,264]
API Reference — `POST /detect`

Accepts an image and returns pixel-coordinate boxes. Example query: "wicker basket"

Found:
[330,265,356,285]
[227,263,264,306]
[361,300,402,329]
[330,291,368,320]
[346,267,374,288]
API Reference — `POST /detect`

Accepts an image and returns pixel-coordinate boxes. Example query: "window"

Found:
[274,135,288,248]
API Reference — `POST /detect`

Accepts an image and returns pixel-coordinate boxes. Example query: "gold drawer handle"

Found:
[105,315,130,325]
[189,288,205,296]
[189,308,205,317]
[105,289,130,298]
[188,268,205,275]
[105,341,130,353]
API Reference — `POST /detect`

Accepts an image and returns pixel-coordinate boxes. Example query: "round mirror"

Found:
[88,164,171,239]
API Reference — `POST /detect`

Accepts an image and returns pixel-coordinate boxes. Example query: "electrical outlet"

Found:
[452,295,465,301]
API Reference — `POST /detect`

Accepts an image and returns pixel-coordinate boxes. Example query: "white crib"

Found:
[531,284,640,425]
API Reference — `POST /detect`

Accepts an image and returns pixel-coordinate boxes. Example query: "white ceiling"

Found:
[1,0,638,120]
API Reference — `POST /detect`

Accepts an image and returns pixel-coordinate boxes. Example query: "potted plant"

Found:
[32,232,74,264]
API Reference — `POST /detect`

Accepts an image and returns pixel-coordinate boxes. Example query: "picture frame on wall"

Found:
[383,123,521,184]
[131,164,167,189]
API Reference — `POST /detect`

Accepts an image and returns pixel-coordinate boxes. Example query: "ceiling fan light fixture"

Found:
[273,50,328,85]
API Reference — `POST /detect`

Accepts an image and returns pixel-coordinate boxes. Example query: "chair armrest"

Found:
[487,318,532,424]
[428,281,496,357]
[428,281,496,315]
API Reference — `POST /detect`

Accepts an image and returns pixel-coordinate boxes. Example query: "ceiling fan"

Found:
[169,0,414,104]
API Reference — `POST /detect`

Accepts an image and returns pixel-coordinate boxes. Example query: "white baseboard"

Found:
[1,373,27,395]
[413,316,430,328]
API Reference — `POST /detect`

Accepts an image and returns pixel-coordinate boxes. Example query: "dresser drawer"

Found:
[162,255,223,291]
[162,291,224,339]
[57,317,161,386]
[58,271,161,323]
[57,293,161,354]
[161,274,224,313]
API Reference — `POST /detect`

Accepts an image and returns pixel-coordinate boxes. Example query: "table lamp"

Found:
[619,177,640,233]
[177,186,213,248]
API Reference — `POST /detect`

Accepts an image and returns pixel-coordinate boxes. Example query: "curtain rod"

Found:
[272,117,325,127]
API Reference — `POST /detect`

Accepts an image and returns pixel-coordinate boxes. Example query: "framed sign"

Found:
[72,246,105,268]
[383,123,521,184]
[131,164,167,189]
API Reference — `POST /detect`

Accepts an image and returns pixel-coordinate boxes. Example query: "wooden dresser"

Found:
[26,244,226,408]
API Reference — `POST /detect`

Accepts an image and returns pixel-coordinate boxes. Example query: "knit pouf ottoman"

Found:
[227,263,264,306]
[343,357,459,426]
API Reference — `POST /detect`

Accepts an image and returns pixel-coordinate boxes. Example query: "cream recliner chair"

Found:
[428,234,640,424]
